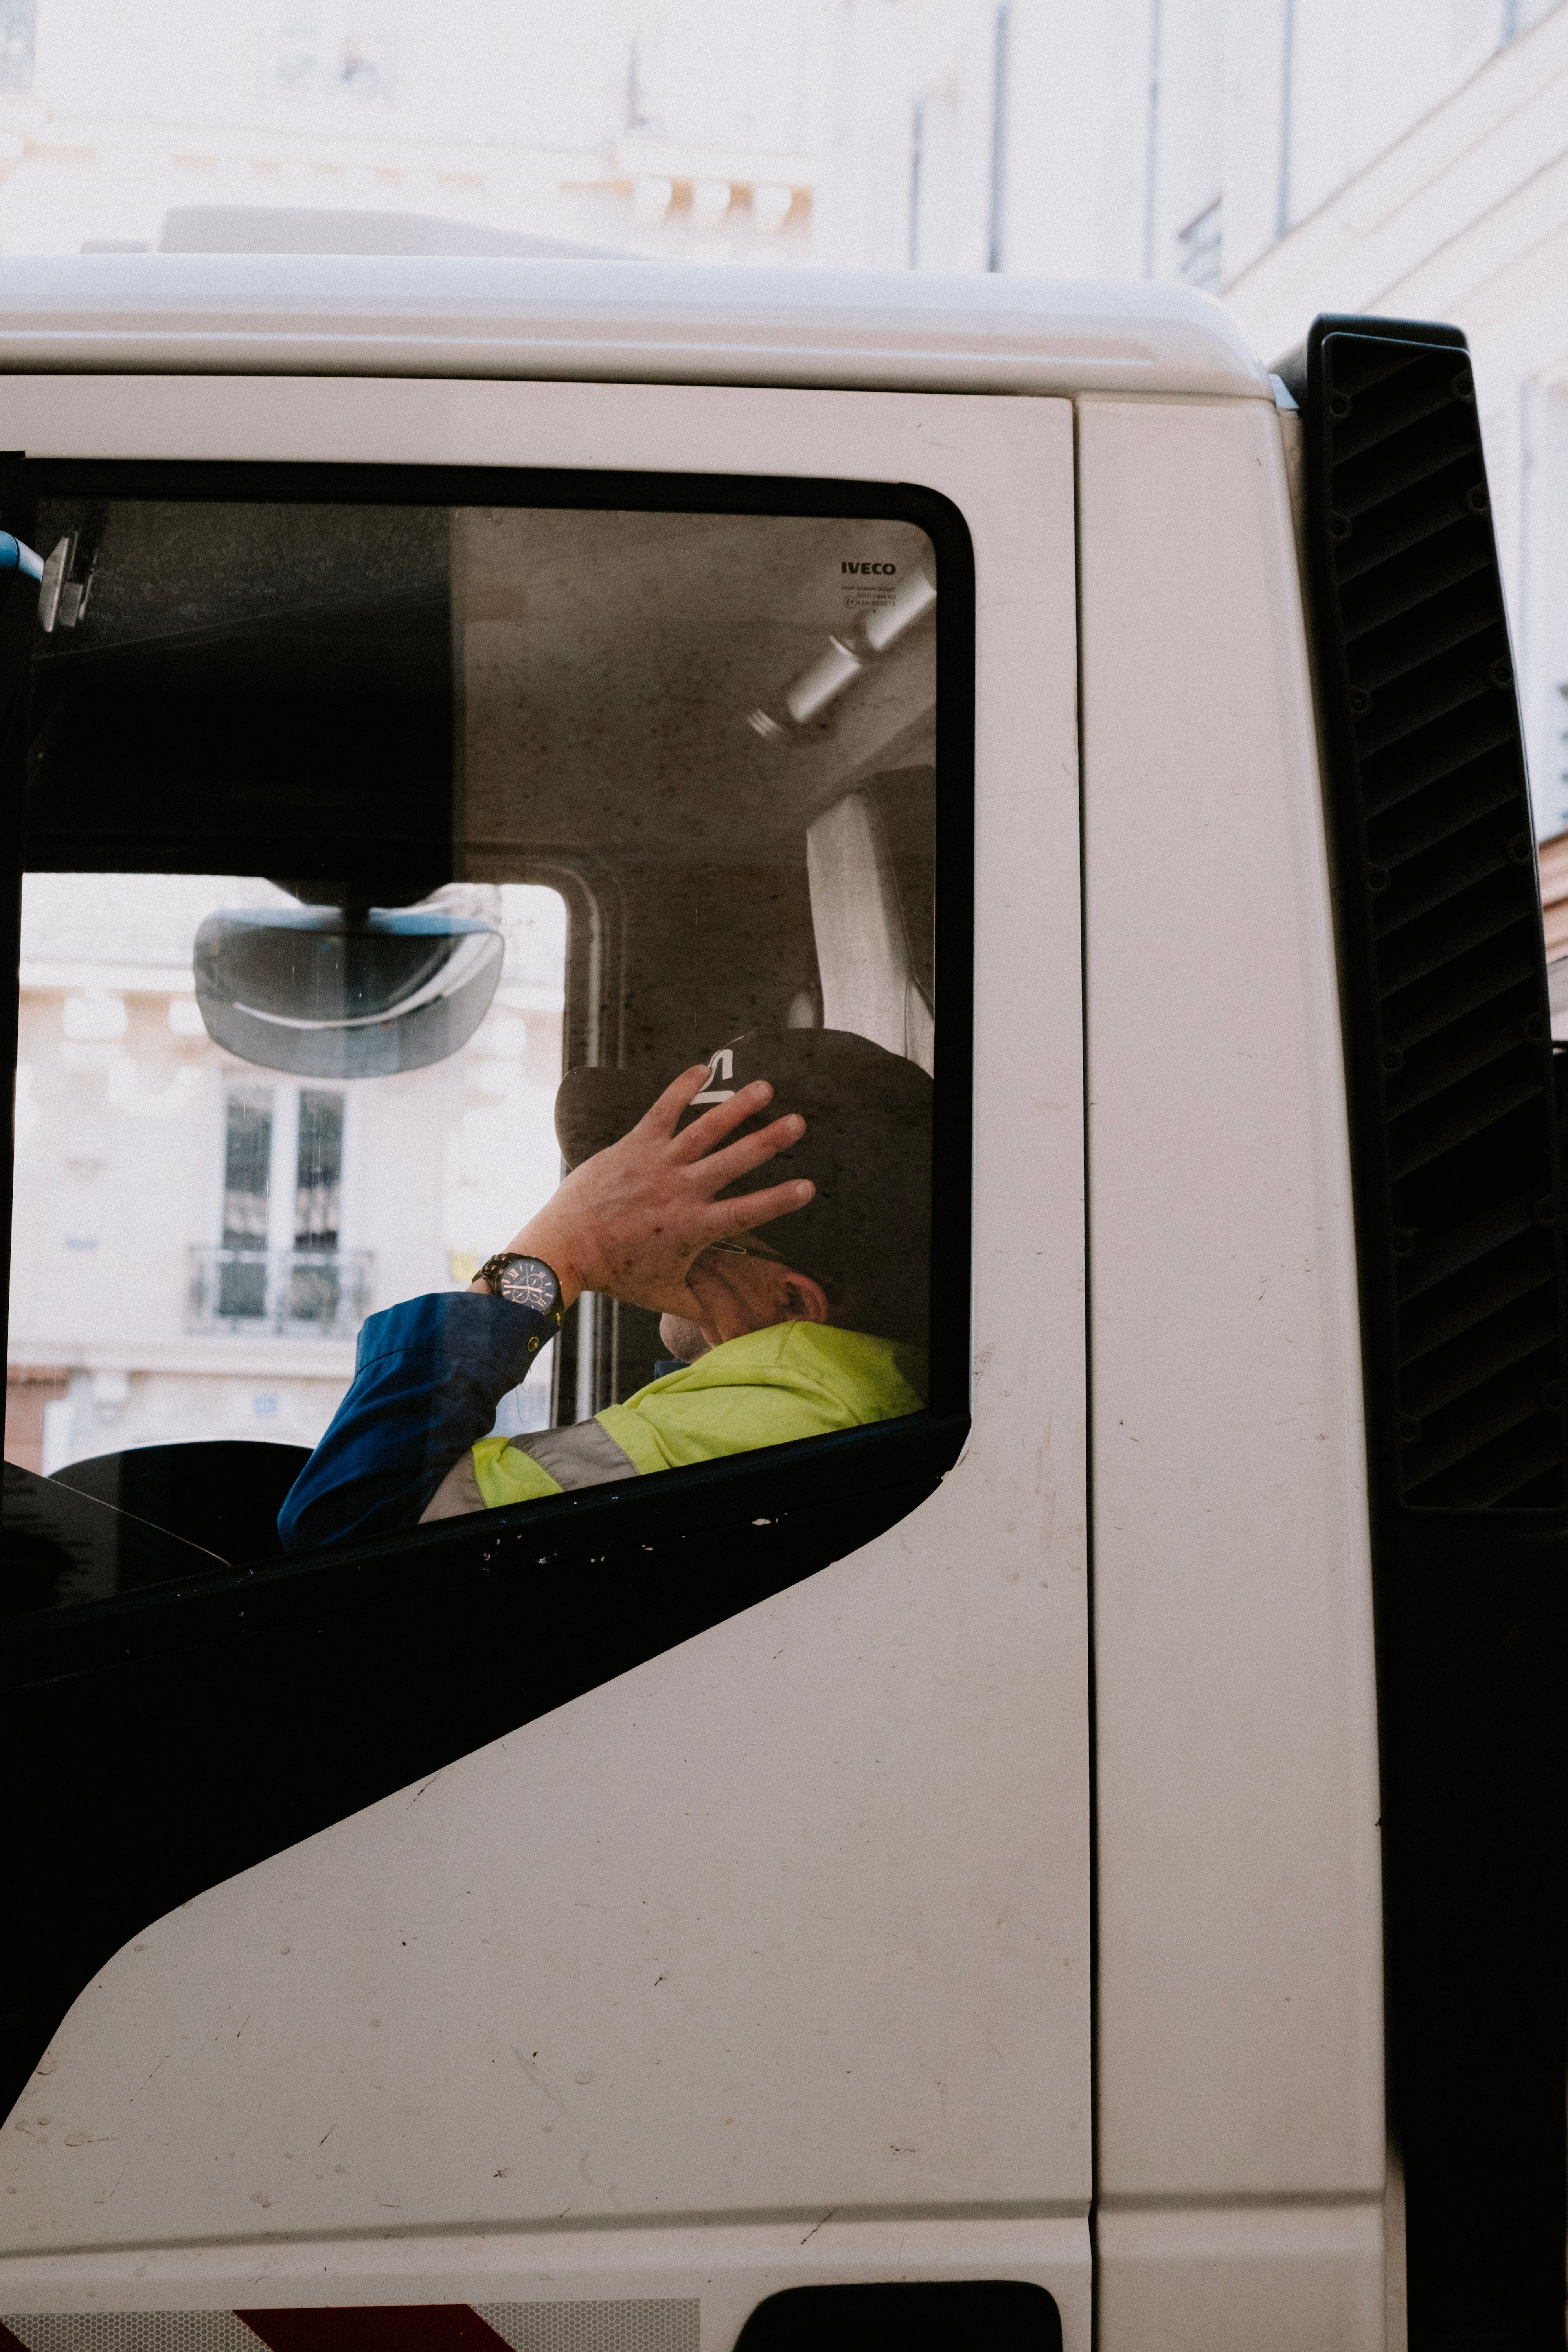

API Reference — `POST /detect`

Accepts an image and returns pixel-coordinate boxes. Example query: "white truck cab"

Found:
[0,262,1561,2352]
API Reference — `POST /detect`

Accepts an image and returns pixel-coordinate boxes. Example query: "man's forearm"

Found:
[277,1291,559,1555]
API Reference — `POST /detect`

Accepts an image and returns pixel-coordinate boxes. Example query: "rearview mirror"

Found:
[193,905,503,1079]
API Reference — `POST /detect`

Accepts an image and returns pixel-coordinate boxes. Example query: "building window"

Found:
[288,1088,346,1326]
[273,2,399,104]
[1178,196,1223,292]
[219,1091,273,1320]
[294,1089,343,1253]
[0,0,34,96]
[199,1082,365,1335]
[1502,1,1563,37]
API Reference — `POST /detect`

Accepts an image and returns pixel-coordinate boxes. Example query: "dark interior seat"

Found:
[51,1440,311,1569]
[3,1460,223,1617]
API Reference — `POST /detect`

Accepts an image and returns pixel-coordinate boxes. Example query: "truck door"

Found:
[0,381,1087,2348]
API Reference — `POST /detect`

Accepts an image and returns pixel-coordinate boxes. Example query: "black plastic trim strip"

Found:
[733,2281,1061,2351]
[1281,314,1568,2350]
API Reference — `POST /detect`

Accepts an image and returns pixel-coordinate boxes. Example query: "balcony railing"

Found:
[186,1247,373,1339]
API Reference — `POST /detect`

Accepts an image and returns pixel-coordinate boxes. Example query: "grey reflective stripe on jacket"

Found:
[418,1416,641,1523]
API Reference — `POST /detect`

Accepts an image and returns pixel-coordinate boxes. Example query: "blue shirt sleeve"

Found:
[277,1291,558,1554]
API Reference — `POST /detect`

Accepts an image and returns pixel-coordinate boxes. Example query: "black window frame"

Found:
[1,455,978,2117]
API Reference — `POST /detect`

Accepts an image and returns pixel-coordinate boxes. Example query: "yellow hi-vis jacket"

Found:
[418,1323,927,1521]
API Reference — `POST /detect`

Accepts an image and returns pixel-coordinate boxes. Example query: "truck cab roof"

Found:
[0,253,1274,399]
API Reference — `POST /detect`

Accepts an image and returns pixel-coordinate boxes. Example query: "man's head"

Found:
[555,1028,932,1353]
[656,1244,829,1364]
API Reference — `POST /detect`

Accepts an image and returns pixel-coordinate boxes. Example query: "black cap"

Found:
[555,1028,932,1346]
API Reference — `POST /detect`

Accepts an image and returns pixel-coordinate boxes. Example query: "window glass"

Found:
[6,490,941,1596]
[11,872,565,1460]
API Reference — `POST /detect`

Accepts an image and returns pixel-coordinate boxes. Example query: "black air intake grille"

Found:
[1309,326,1567,1508]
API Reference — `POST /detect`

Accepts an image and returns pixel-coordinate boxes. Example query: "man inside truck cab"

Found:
[277,1028,932,1553]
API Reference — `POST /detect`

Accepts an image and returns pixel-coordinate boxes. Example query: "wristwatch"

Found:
[474,1253,565,1323]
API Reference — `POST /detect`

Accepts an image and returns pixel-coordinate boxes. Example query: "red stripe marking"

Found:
[237,2309,516,2352]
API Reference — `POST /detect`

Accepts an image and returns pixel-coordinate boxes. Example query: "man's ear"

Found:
[779,1270,830,1325]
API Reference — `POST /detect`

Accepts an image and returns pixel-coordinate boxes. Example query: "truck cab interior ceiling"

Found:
[0,268,1562,2351]
[748,559,935,742]
[21,493,456,898]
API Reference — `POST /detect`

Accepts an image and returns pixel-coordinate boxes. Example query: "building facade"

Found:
[809,0,1568,842]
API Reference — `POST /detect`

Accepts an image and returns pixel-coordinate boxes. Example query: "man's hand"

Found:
[475,1065,813,1320]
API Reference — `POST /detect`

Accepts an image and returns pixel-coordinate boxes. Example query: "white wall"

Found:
[1215,4,1568,838]
[0,0,824,263]
[1000,0,1148,282]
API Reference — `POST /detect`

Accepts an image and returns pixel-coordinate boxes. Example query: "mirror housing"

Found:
[193,905,503,1079]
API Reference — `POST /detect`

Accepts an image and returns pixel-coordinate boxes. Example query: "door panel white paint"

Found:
[1096,2204,1384,2352]
[1079,395,1385,2342]
[0,379,1088,2342]
[0,2221,1090,2352]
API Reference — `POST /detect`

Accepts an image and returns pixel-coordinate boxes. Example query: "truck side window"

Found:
[6,486,947,1594]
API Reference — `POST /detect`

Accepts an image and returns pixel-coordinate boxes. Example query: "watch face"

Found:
[496,1256,561,1317]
